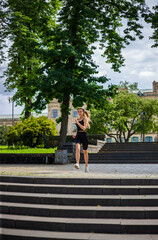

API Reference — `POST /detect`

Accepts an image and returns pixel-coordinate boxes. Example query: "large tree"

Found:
[0,0,60,118]
[34,0,156,148]
[1,0,156,149]
[87,90,158,142]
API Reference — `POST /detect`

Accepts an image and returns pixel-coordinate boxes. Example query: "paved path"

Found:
[1,163,158,178]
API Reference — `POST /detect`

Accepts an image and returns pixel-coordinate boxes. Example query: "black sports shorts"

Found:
[75,132,89,150]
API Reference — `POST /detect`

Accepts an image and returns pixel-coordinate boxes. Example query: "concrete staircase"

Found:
[0,175,158,239]
[77,142,158,163]
[99,142,158,153]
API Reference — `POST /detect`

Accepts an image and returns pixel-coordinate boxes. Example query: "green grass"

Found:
[0,146,57,154]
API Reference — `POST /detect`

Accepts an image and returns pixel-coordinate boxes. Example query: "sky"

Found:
[0,0,157,115]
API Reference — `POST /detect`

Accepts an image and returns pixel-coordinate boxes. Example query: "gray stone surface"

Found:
[55,150,68,164]
[1,163,158,178]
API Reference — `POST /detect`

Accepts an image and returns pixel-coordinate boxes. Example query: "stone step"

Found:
[1,214,158,234]
[99,143,158,153]
[1,228,158,240]
[0,176,158,237]
[100,149,158,152]
[80,153,158,158]
[78,153,158,163]
[1,191,158,206]
[75,159,158,164]
[100,147,158,150]
[1,182,158,195]
[1,175,158,185]
[85,152,158,155]
[1,202,158,219]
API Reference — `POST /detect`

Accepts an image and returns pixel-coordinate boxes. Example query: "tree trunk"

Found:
[25,98,32,119]
[58,94,70,150]
[57,4,79,149]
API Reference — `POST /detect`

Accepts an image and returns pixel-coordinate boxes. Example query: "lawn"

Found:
[0,146,57,154]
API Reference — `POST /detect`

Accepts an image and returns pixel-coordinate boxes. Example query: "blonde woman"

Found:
[73,107,91,172]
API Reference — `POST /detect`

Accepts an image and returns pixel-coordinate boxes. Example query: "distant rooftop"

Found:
[0,112,48,119]
[133,89,153,94]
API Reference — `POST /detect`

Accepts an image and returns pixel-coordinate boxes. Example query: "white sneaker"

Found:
[85,165,89,173]
[74,163,80,169]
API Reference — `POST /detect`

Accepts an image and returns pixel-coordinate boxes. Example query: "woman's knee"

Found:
[76,143,81,151]
[83,149,88,154]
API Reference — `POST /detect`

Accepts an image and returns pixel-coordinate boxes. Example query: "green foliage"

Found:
[118,81,138,92]
[88,91,158,142]
[149,5,158,48]
[0,0,60,116]
[0,125,10,145]
[6,116,58,147]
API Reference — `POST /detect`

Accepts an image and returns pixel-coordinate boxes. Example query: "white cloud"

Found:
[139,71,155,77]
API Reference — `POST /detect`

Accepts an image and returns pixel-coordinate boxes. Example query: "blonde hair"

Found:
[77,107,92,129]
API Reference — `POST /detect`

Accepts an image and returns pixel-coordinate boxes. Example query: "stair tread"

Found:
[1,201,158,211]
[1,175,158,179]
[1,228,157,240]
[1,191,158,199]
[1,213,158,225]
[1,182,158,188]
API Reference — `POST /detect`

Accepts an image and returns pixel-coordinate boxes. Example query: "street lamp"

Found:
[137,91,145,142]
[140,111,145,142]
[8,97,14,126]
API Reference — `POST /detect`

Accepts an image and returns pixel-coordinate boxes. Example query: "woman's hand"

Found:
[75,119,79,124]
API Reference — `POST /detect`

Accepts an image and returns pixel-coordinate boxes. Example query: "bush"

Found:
[0,125,10,145]
[6,116,58,147]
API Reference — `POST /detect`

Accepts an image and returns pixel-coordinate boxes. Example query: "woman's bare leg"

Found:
[75,143,81,164]
[83,149,88,167]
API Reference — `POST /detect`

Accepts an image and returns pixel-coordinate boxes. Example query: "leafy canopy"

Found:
[88,90,158,142]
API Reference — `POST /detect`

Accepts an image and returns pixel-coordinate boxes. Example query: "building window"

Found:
[52,109,58,118]
[106,138,112,143]
[145,136,153,142]
[155,136,158,142]
[73,109,78,117]
[72,123,77,132]
[131,137,139,142]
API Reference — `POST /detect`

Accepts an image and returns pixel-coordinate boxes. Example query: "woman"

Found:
[73,107,91,172]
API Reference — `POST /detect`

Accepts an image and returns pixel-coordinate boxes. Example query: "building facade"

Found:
[48,98,87,135]
[0,113,48,127]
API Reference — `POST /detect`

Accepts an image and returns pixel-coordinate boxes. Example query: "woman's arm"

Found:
[75,118,88,131]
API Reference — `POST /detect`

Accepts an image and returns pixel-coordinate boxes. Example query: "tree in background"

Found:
[0,0,60,118]
[6,116,58,147]
[1,0,157,148]
[87,90,158,142]
[118,81,138,92]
